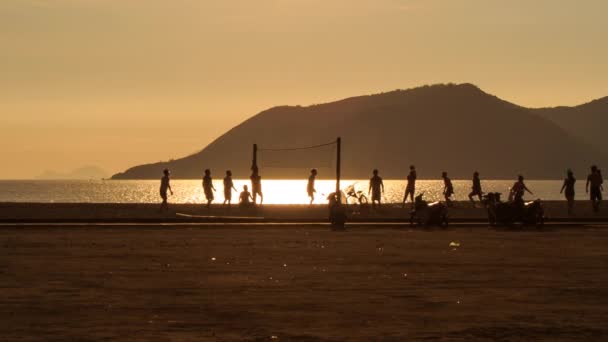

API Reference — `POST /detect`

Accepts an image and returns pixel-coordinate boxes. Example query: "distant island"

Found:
[39,165,108,180]
[112,83,608,180]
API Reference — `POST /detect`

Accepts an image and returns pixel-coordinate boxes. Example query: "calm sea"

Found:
[0,179,590,204]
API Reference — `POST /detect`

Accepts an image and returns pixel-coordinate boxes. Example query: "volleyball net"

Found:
[252,137,343,199]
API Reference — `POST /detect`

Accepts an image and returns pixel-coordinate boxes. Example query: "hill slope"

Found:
[112,84,606,180]
[534,97,608,154]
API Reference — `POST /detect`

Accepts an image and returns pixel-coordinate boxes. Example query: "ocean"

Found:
[0,179,591,204]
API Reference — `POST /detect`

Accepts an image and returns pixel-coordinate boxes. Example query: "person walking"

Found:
[402,165,416,207]
[307,169,318,205]
[368,169,385,209]
[223,170,238,207]
[202,169,216,209]
[586,165,603,212]
[560,169,576,215]
[468,171,483,204]
[159,169,173,211]
[442,171,454,207]
[250,166,263,205]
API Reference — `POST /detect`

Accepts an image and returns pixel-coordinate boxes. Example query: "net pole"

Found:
[336,137,341,202]
[252,143,258,170]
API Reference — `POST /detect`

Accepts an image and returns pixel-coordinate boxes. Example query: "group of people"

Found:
[159,164,604,214]
[367,164,603,214]
[159,167,264,211]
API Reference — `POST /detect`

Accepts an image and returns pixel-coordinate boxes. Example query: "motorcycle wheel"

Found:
[535,212,544,229]
[441,215,449,228]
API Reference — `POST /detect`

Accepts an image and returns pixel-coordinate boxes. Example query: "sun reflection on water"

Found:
[0,179,583,204]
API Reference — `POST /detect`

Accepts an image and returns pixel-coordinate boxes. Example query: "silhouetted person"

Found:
[368,169,384,208]
[560,169,576,215]
[510,175,533,204]
[159,169,173,211]
[307,169,317,205]
[442,171,454,206]
[586,165,603,212]
[468,171,482,204]
[223,170,238,207]
[402,165,416,206]
[250,166,263,205]
[239,185,254,207]
[202,169,216,208]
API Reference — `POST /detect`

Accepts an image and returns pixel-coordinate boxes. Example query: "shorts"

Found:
[252,185,262,195]
[160,191,168,201]
[224,190,232,201]
[372,193,381,201]
[590,187,602,202]
[445,188,454,197]
[307,189,314,197]
[404,186,415,194]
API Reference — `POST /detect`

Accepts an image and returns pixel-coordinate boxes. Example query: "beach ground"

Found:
[1,225,608,341]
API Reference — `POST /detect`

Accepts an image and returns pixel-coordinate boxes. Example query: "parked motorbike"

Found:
[410,193,449,227]
[483,192,544,227]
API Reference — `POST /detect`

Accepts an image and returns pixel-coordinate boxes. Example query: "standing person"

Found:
[159,169,173,212]
[402,165,417,207]
[468,171,483,204]
[250,166,263,205]
[202,169,216,209]
[368,169,385,209]
[586,165,603,212]
[510,175,533,203]
[560,169,576,215]
[223,170,238,207]
[442,171,454,206]
[307,169,318,205]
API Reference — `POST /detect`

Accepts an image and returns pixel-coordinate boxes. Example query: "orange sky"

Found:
[1,0,607,179]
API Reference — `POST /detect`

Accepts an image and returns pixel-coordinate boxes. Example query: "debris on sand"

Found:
[449,241,460,247]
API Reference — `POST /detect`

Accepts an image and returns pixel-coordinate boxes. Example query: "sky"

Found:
[1,0,607,179]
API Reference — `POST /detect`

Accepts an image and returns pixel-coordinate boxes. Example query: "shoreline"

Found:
[2,201,608,223]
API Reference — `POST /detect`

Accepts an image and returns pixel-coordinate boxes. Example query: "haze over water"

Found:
[0,179,590,204]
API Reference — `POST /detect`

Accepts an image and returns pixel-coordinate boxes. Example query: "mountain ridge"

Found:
[112,83,607,180]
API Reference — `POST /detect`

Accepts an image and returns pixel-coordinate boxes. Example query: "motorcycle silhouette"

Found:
[483,192,544,228]
[410,193,449,227]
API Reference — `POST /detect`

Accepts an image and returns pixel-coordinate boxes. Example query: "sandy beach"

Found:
[1,201,608,223]
[1,224,608,341]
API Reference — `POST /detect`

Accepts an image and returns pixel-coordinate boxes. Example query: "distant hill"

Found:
[534,96,608,154]
[112,83,607,180]
[39,165,108,180]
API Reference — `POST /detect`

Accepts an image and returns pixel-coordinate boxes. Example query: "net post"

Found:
[252,143,258,170]
[336,137,341,201]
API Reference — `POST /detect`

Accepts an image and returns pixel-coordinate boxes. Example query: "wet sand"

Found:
[1,201,607,222]
[1,225,608,341]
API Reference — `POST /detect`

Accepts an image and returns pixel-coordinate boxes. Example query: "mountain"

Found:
[533,96,608,154]
[112,83,607,180]
[39,165,108,180]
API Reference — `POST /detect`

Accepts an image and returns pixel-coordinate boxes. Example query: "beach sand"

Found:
[1,201,607,222]
[1,225,608,340]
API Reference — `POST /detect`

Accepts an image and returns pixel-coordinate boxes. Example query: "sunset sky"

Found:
[1,0,607,179]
